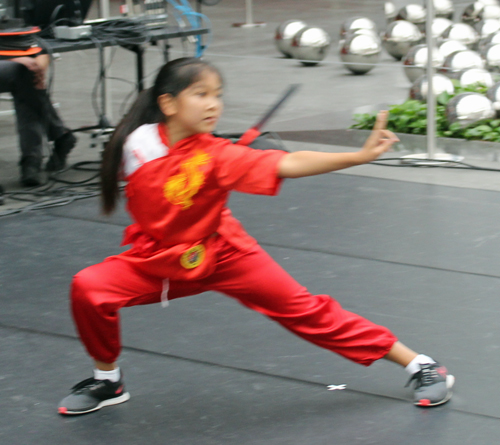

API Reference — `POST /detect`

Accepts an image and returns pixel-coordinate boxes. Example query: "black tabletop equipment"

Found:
[0,25,42,58]
[20,0,93,29]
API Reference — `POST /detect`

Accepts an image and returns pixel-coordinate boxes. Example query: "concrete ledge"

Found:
[277,129,500,162]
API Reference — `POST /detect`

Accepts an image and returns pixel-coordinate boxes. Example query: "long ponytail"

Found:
[100,88,163,214]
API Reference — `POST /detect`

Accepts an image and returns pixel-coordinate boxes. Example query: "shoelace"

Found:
[405,365,438,389]
[71,378,107,394]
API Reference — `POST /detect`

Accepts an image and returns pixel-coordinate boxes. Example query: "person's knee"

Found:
[71,268,101,308]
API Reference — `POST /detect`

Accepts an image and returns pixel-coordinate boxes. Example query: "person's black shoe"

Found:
[46,132,77,172]
[58,377,130,415]
[20,161,42,187]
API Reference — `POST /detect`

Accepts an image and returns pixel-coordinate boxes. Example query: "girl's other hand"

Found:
[358,110,399,163]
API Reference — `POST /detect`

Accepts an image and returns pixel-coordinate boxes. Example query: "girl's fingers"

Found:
[380,129,399,141]
[372,110,388,131]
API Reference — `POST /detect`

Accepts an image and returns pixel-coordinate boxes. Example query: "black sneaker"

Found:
[406,362,455,407]
[46,132,77,172]
[58,377,130,415]
[20,160,42,187]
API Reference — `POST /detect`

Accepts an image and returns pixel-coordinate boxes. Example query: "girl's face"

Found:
[160,69,223,141]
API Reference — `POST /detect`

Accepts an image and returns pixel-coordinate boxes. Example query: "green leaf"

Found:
[437,91,452,106]
[449,122,463,132]
[483,132,499,141]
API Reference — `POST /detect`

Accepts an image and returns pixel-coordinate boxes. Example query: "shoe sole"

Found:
[415,375,455,407]
[58,392,130,415]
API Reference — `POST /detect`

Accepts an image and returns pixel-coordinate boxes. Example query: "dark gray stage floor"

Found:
[2,0,500,443]
[2,171,500,444]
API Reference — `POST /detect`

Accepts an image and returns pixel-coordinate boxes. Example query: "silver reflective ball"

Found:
[474,18,500,37]
[439,39,469,58]
[442,23,480,48]
[462,2,485,25]
[440,49,485,75]
[433,0,455,19]
[275,20,308,57]
[446,92,496,127]
[486,81,500,114]
[340,17,377,39]
[397,4,427,31]
[339,28,381,51]
[432,18,453,39]
[409,74,455,101]
[382,20,423,60]
[290,26,331,65]
[340,33,381,74]
[457,67,495,86]
[385,2,397,22]
[481,42,500,70]
[478,29,500,51]
[483,5,500,18]
[403,44,445,83]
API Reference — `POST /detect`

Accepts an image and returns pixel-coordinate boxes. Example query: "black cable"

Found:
[369,157,500,172]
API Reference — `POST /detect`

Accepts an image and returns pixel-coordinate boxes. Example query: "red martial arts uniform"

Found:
[71,123,397,365]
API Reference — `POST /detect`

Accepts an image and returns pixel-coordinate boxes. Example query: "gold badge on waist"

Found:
[180,244,206,269]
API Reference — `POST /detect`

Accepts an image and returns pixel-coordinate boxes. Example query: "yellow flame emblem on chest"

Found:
[164,150,212,209]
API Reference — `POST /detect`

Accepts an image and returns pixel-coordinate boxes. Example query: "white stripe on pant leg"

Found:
[161,279,170,308]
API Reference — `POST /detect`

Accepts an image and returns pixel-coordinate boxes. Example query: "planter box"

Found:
[278,129,500,162]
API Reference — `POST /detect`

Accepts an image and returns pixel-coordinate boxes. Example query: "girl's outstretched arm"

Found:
[278,111,399,179]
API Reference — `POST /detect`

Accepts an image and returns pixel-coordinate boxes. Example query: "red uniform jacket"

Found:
[114,123,287,281]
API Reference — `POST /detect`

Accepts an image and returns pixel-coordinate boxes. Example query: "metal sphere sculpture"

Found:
[442,23,480,48]
[382,20,423,60]
[275,20,308,58]
[432,18,453,39]
[446,92,496,127]
[474,18,500,38]
[456,67,495,86]
[440,49,485,75]
[486,81,500,115]
[340,17,377,39]
[482,5,500,19]
[385,2,397,23]
[481,42,500,70]
[478,0,500,6]
[434,0,455,19]
[340,33,381,75]
[462,2,485,26]
[403,44,445,83]
[290,26,331,66]
[439,39,469,58]
[478,29,500,51]
[409,74,455,101]
[397,4,427,31]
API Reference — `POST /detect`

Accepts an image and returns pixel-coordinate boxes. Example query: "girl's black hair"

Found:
[101,57,222,214]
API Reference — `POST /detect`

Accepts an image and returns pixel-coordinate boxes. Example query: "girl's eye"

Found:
[196,91,207,97]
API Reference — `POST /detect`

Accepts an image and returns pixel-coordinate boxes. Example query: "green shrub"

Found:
[350,81,500,143]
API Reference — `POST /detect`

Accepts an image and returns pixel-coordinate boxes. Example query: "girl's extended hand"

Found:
[358,110,399,163]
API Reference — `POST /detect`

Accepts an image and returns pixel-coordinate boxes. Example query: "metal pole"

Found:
[232,0,265,28]
[400,0,463,164]
[426,0,435,160]
[245,0,254,25]
[99,0,113,125]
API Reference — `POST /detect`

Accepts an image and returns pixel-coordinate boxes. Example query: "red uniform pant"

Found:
[70,235,397,365]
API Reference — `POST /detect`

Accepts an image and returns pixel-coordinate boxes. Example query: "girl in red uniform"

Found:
[58,58,454,415]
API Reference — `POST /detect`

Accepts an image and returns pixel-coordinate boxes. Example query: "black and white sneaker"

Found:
[58,377,130,415]
[406,362,455,407]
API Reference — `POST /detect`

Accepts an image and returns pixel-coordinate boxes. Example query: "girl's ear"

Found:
[158,94,177,117]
